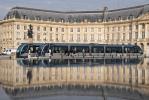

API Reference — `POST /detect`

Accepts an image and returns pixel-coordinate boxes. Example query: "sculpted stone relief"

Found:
[138,13,149,20]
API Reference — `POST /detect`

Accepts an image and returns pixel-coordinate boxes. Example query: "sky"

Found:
[0,0,149,19]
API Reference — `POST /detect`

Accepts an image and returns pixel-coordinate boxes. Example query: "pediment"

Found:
[137,13,149,20]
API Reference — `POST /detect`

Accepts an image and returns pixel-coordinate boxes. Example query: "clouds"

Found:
[0,0,149,19]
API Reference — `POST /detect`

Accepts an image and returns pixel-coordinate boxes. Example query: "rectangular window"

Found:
[98,28,101,32]
[129,32,132,40]
[61,34,64,41]
[61,28,64,32]
[24,26,27,30]
[129,25,132,31]
[112,27,115,31]
[117,33,120,41]
[37,33,40,41]
[112,33,114,40]
[107,27,109,32]
[50,27,52,31]
[123,26,126,31]
[142,24,145,29]
[43,27,46,31]
[70,28,73,32]
[70,34,73,41]
[118,27,120,31]
[85,28,87,32]
[50,33,52,41]
[77,28,80,32]
[98,34,101,41]
[17,25,20,30]
[24,32,27,40]
[37,26,40,31]
[135,32,138,39]
[84,34,87,42]
[43,33,46,35]
[56,34,58,41]
[123,33,125,41]
[56,28,58,32]
[142,32,145,39]
[135,25,138,30]
[77,34,80,41]
[91,34,94,41]
[16,32,20,40]
[107,34,109,40]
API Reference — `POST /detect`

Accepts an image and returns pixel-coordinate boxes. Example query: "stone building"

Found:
[0,4,149,56]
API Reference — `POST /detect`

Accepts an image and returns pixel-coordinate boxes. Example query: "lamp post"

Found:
[27,24,33,58]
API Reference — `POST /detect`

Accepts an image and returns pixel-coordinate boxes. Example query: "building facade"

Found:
[0,4,149,56]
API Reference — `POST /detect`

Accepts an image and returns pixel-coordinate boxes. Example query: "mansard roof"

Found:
[4,4,149,22]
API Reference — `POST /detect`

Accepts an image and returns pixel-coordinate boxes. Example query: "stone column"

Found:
[132,24,136,40]
[145,24,149,40]
[145,68,149,84]
[138,24,142,40]
[145,43,149,57]
[138,68,142,84]
[125,26,129,43]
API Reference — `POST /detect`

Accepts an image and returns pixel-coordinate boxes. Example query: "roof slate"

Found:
[4,4,149,22]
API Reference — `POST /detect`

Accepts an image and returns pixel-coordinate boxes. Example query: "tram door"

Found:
[29,45,39,56]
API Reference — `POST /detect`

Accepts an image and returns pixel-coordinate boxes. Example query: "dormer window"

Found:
[7,15,11,19]
[23,15,28,20]
[36,16,41,20]
[60,18,64,22]
[107,17,111,21]
[48,17,52,21]
[118,16,121,20]
[84,19,88,22]
[128,15,133,20]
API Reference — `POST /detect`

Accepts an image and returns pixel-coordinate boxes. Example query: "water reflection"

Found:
[0,58,149,100]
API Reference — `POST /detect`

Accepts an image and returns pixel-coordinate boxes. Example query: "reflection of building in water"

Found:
[0,58,149,99]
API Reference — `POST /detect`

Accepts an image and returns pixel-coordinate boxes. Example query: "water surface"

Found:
[0,58,149,100]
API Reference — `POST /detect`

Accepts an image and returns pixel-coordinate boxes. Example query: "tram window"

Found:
[43,45,49,53]
[98,47,104,53]
[22,45,29,53]
[133,46,140,53]
[92,46,104,53]
[116,47,122,53]
[93,48,97,53]
[106,47,111,53]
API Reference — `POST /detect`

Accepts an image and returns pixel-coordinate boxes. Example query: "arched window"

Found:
[107,17,111,21]
[128,15,133,20]
[23,15,28,20]
[118,16,121,20]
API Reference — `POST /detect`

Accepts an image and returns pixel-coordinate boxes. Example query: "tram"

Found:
[16,43,143,58]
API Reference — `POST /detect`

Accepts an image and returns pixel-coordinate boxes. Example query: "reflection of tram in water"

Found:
[16,43,143,58]
[17,58,142,67]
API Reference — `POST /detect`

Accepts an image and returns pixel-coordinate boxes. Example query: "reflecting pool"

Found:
[0,58,149,100]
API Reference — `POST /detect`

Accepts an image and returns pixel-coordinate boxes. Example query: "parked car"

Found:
[2,48,17,55]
